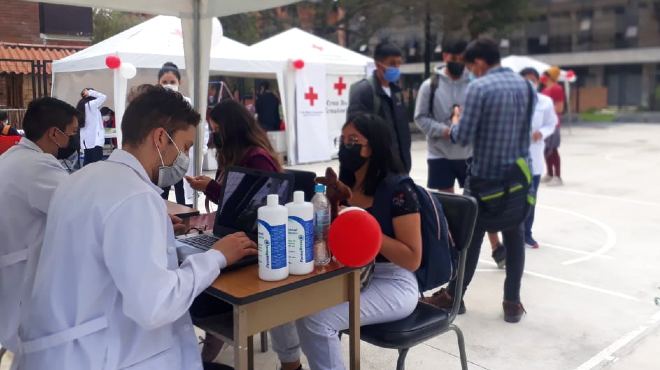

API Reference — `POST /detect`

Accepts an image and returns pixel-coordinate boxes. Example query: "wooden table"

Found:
[201,262,362,370]
[165,200,199,218]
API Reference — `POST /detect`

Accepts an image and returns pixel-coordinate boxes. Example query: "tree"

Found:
[92,9,148,43]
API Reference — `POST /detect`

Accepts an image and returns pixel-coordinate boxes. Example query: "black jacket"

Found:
[346,73,411,173]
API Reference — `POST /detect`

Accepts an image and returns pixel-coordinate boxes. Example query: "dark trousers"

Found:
[161,179,186,205]
[83,146,103,166]
[524,175,542,243]
[545,148,561,177]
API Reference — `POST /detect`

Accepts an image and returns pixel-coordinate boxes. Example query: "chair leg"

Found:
[449,324,468,370]
[260,331,268,353]
[396,348,409,370]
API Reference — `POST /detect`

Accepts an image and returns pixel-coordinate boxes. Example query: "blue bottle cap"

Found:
[315,184,326,193]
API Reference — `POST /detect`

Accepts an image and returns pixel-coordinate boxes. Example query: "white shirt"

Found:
[18,149,227,370]
[79,90,107,149]
[0,138,68,352]
[530,93,558,175]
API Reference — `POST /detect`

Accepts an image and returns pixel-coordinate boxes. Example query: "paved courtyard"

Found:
[2,122,659,370]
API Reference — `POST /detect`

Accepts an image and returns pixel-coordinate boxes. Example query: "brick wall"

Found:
[0,0,41,44]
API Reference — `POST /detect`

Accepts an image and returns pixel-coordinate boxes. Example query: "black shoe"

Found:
[503,301,526,323]
[203,362,234,370]
[421,288,467,315]
[492,243,506,269]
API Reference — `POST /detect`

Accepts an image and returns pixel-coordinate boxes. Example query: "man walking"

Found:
[423,38,535,323]
[347,43,411,172]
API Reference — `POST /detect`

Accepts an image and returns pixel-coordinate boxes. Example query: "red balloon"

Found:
[328,209,381,268]
[292,59,305,70]
[566,70,576,79]
[105,55,121,70]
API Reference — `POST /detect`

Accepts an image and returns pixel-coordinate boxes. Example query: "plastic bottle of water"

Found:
[312,184,331,266]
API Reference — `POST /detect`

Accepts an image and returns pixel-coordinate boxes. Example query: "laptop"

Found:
[176,166,294,269]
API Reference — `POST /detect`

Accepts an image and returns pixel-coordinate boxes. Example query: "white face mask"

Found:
[162,84,179,92]
[156,131,189,188]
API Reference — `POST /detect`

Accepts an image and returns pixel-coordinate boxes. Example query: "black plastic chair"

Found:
[284,169,317,202]
[357,192,478,370]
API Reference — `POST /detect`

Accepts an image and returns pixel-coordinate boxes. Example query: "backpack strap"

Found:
[428,74,440,117]
[367,75,382,116]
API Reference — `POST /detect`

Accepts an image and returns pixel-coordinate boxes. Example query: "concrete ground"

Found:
[2,122,659,370]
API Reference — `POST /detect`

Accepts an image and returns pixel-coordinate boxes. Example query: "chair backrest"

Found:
[285,169,317,202]
[432,192,478,321]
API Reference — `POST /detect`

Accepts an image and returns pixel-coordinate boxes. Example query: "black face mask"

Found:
[446,62,465,78]
[212,131,222,149]
[56,133,78,160]
[338,143,367,173]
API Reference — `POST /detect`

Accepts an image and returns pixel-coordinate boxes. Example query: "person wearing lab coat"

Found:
[0,97,79,355]
[76,88,107,166]
[17,86,256,370]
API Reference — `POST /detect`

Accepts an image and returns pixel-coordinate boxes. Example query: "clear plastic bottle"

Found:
[311,184,331,266]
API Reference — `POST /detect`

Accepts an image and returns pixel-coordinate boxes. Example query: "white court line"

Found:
[537,205,617,266]
[478,259,640,302]
[574,311,660,370]
[543,188,660,208]
[542,243,614,260]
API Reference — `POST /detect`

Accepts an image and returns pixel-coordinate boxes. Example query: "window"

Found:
[39,4,92,38]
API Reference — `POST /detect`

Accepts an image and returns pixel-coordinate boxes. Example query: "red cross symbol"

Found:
[304,86,319,106]
[334,77,347,96]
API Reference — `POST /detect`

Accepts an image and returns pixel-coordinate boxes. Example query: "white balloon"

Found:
[120,63,137,79]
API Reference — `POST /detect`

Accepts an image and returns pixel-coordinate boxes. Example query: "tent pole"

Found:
[192,0,202,209]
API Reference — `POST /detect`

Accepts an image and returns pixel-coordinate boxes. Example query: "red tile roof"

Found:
[0,43,83,74]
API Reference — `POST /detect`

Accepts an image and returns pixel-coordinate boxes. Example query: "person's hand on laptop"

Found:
[169,214,187,235]
[212,232,257,266]
[185,175,213,192]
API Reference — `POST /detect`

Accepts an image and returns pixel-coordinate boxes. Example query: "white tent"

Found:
[502,55,572,82]
[250,28,374,164]
[33,0,299,208]
[52,16,285,109]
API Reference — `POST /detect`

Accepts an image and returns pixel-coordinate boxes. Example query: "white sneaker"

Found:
[548,177,564,186]
[541,175,553,183]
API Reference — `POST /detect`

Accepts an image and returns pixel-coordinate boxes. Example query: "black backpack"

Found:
[371,175,456,293]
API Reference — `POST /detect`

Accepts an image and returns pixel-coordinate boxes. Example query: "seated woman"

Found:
[271,113,422,370]
[186,99,281,204]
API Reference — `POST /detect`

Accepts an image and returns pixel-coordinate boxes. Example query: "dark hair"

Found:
[76,95,97,128]
[22,97,78,142]
[339,114,404,196]
[127,84,154,104]
[442,38,468,55]
[158,62,181,82]
[0,110,7,122]
[209,99,281,171]
[100,106,114,116]
[121,85,200,146]
[520,67,540,80]
[464,38,500,65]
[374,42,402,61]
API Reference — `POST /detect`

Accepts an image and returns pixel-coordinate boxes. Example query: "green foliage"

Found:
[92,9,148,44]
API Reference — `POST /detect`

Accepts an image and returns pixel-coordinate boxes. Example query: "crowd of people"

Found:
[0,36,566,370]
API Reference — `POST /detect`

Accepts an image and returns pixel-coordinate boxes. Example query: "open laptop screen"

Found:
[214,167,294,239]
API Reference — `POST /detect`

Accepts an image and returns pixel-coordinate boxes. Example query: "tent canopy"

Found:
[251,27,373,75]
[27,0,297,18]
[501,55,571,82]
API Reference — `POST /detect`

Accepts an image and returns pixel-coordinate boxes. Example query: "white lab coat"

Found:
[79,90,107,150]
[17,149,227,370]
[530,93,557,176]
[0,139,68,353]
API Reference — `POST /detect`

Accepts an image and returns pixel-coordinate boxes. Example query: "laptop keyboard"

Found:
[179,234,220,250]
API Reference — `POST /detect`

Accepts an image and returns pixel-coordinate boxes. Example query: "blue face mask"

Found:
[468,72,477,81]
[383,67,401,83]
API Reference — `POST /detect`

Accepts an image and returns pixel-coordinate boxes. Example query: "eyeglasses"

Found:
[56,128,78,137]
[339,135,366,149]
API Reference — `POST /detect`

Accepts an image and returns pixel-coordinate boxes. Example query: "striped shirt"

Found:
[450,66,536,179]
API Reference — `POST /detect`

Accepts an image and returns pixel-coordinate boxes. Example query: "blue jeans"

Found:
[524,176,541,243]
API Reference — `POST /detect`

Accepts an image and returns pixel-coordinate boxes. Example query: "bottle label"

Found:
[314,209,330,237]
[258,220,287,269]
[288,216,314,264]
